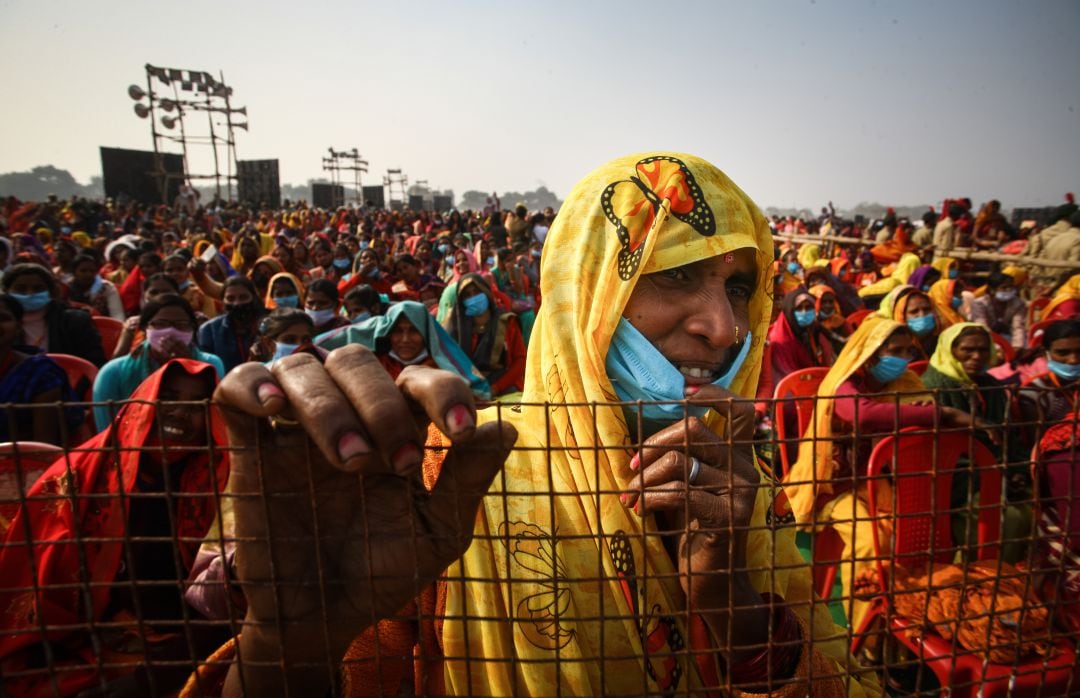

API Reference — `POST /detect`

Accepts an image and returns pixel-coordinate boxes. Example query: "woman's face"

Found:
[359,250,378,268]
[395,260,419,283]
[272,246,292,266]
[147,305,194,334]
[143,278,175,304]
[224,284,254,306]
[621,248,756,386]
[276,321,314,347]
[793,294,815,313]
[121,251,138,271]
[904,294,933,320]
[155,370,212,444]
[73,260,98,288]
[305,289,335,311]
[313,246,333,268]
[270,278,296,300]
[1048,336,1080,366]
[344,298,372,320]
[0,304,20,347]
[164,258,189,285]
[7,273,50,297]
[819,295,837,317]
[874,331,920,363]
[952,330,991,377]
[388,316,424,362]
[454,251,470,276]
[239,239,259,261]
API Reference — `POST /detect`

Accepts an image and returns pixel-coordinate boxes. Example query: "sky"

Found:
[0,0,1078,209]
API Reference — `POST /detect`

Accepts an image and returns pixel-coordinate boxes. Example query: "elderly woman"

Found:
[210,153,879,696]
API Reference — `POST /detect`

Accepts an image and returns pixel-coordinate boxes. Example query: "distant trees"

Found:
[0,166,102,200]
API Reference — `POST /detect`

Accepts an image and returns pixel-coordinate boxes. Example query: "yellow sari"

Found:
[856,252,919,298]
[443,153,877,696]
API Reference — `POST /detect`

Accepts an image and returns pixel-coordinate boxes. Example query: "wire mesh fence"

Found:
[0,389,1077,696]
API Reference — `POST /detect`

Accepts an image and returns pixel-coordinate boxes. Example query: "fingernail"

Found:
[392,442,422,474]
[619,493,630,506]
[337,431,371,462]
[629,454,640,471]
[445,404,475,435]
[257,382,284,404]
[684,385,700,396]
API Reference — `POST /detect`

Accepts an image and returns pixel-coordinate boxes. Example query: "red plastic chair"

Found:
[772,367,830,478]
[1027,296,1050,327]
[843,308,873,335]
[908,359,929,376]
[857,429,1077,696]
[46,353,99,442]
[1027,319,1053,349]
[989,331,1016,364]
[0,441,62,535]
[92,316,124,358]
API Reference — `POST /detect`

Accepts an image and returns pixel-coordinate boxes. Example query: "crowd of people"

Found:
[0,157,1078,696]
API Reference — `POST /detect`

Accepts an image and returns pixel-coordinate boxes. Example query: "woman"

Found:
[338,247,393,297]
[0,294,82,445]
[782,320,992,630]
[443,272,526,397]
[876,285,942,356]
[1,262,105,366]
[93,294,224,430]
[304,278,350,335]
[436,247,480,321]
[67,253,125,320]
[163,253,217,319]
[931,256,959,282]
[342,284,386,322]
[768,287,836,385]
[856,251,919,305]
[318,300,490,396]
[112,273,182,358]
[970,270,1027,350]
[906,265,941,294]
[0,360,230,696]
[212,152,879,696]
[928,276,966,326]
[809,284,849,354]
[922,323,1031,561]
[1041,274,1080,324]
[1034,409,1080,633]
[196,276,265,372]
[1021,319,1080,429]
[263,271,306,310]
[389,253,440,301]
[252,307,323,365]
[492,247,537,344]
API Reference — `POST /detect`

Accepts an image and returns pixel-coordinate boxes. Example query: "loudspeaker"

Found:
[408,194,424,211]
[361,185,385,209]
[432,195,453,212]
[237,159,281,208]
[100,147,185,204]
[312,183,344,209]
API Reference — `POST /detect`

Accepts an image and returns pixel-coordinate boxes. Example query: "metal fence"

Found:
[0,392,1077,696]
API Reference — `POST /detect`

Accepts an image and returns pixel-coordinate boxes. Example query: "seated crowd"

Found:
[0,175,1079,696]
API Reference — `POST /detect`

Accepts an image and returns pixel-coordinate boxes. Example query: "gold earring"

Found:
[734,325,741,344]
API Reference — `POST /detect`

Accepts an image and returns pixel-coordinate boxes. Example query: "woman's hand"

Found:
[215,346,516,697]
[620,385,770,660]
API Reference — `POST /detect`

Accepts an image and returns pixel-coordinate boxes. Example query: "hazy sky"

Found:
[1,0,1077,209]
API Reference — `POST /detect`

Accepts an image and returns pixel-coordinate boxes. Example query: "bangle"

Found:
[727,592,802,689]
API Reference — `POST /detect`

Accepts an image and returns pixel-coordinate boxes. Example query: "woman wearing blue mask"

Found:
[970,270,1028,351]
[1,263,105,366]
[1020,319,1080,430]
[877,285,941,357]
[263,272,306,311]
[783,319,992,629]
[303,279,350,336]
[443,272,526,397]
[253,307,324,366]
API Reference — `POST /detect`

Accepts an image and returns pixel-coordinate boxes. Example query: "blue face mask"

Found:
[949,268,959,279]
[351,310,371,324]
[793,309,816,328]
[605,316,752,424]
[272,342,299,362]
[869,354,911,384]
[11,291,51,312]
[359,240,370,251]
[907,314,936,336]
[463,292,489,317]
[178,279,191,291]
[1048,359,1080,383]
[951,296,963,309]
[444,255,455,266]
[333,258,351,270]
[485,256,496,268]
[437,244,450,255]
[306,308,337,326]
[786,262,800,275]
[274,294,299,309]
[820,308,835,318]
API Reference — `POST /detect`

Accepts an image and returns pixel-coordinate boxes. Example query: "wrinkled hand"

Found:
[620,385,760,611]
[215,345,516,697]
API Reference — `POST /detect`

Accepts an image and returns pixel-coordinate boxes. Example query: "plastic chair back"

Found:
[46,353,98,402]
[1027,319,1053,350]
[907,360,928,376]
[92,316,124,358]
[989,331,1015,364]
[0,442,62,535]
[866,429,1001,576]
[772,367,830,477]
[843,308,873,335]
[1027,296,1050,327]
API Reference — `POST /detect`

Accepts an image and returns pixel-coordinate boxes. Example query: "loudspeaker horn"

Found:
[128,84,146,101]
[133,103,150,119]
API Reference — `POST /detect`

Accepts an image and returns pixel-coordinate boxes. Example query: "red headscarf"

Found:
[0,359,229,695]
